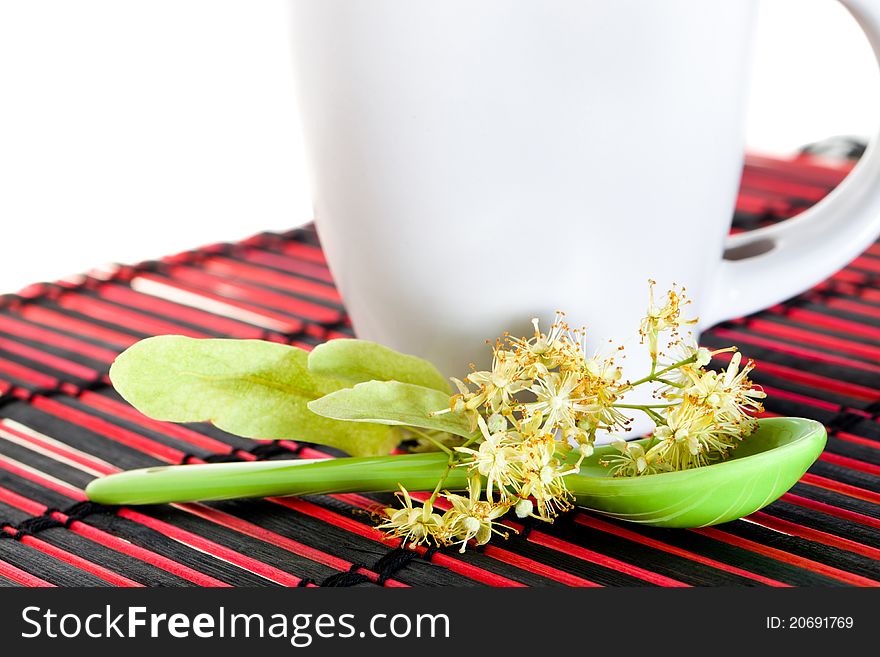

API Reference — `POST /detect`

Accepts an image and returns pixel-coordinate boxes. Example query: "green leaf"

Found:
[308,380,477,438]
[308,339,450,392]
[109,336,397,457]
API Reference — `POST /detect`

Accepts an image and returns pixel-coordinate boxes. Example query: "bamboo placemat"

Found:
[0,151,877,587]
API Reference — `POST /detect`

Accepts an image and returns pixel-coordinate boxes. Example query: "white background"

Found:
[1,0,878,293]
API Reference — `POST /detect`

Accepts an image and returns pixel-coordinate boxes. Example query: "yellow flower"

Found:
[510,314,576,371]
[525,371,584,430]
[675,351,765,426]
[454,416,520,501]
[377,486,444,547]
[513,434,577,520]
[434,376,480,432]
[441,478,510,552]
[719,352,766,414]
[465,348,530,413]
[639,281,697,359]
[603,440,649,477]
[584,352,624,384]
[648,398,744,470]
[659,342,735,388]
[579,353,629,432]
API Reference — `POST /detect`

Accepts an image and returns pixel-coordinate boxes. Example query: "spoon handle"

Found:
[84,419,825,529]
[85,452,464,505]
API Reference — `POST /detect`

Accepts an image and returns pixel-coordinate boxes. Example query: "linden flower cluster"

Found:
[604,283,766,477]
[378,282,765,552]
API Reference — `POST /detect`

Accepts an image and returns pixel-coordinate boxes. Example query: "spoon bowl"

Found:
[568,416,826,527]
[86,417,825,528]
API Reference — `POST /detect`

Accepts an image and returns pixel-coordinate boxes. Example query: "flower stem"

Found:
[428,458,456,505]
[611,403,674,426]
[625,355,697,389]
[652,356,697,379]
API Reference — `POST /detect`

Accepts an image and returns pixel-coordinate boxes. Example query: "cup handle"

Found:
[702,0,880,328]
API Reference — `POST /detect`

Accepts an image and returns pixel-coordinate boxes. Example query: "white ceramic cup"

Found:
[290,1,880,430]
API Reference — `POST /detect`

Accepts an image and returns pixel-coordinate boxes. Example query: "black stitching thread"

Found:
[3,501,112,538]
[61,501,114,526]
[0,372,108,410]
[827,407,869,436]
[7,481,435,587]
[23,383,65,402]
[202,452,245,464]
[0,388,18,410]
[74,376,110,394]
[371,547,418,585]
[14,515,63,539]
[830,276,880,298]
[177,441,317,467]
[863,400,880,421]
[3,495,413,588]
[250,443,297,459]
[320,563,371,587]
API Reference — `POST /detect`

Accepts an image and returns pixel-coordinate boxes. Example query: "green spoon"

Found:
[85,417,825,528]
